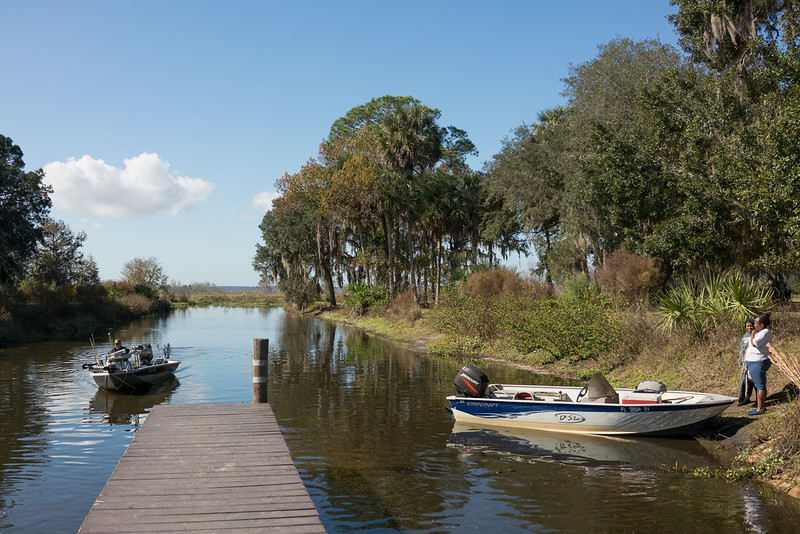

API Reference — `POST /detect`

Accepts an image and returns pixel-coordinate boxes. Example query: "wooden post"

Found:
[253,338,269,403]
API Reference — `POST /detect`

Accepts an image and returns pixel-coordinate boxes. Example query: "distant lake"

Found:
[1,307,799,532]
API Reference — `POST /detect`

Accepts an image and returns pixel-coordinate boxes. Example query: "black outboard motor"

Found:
[137,344,154,365]
[454,365,490,397]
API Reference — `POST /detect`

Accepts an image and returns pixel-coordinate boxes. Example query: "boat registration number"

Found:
[555,413,586,423]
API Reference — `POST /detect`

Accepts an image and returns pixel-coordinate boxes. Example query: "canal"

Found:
[1,306,799,532]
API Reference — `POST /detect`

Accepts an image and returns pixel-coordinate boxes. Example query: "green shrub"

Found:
[434,281,619,363]
[656,279,704,335]
[344,283,388,316]
[656,269,773,334]
[503,291,619,363]
[561,273,592,300]
[433,287,504,341]
[278,276,320,311]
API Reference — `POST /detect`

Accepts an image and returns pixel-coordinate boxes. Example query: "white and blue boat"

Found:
[447,365,735,436]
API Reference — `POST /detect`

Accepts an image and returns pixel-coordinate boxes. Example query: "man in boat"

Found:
[108,339,132,371]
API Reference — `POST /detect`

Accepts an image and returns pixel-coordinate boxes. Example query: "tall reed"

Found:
[768,343,800,388]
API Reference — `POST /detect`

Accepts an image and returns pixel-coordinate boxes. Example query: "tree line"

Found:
[254,1,800,307]
[253,95,526,309]
[0,138,181,340]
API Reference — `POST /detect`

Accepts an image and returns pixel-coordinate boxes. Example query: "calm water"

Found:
[1,307,799,532]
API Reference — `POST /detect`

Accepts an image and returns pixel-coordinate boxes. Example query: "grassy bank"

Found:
[316,295,800,499]
[0,282,169,344]
[170,292,285,308]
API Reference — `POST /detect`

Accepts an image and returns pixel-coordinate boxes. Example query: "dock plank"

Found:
[79,403,325,533]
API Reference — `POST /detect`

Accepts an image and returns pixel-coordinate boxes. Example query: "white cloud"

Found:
[252,191,280,212]
[80,218,105,231]
[43,153,215,218]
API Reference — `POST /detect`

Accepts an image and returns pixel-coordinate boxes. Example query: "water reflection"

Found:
[448,423,712,468]
[2,308,800,533]
[88,377,180,427]
[269,315,800,533]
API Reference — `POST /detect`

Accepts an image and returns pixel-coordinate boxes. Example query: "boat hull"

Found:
[447,387,735,436]
[90,361,181,393]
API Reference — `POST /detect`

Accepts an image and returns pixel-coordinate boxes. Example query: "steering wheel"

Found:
[576,385,588,402]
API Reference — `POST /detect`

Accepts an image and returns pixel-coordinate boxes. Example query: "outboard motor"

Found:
[634,380,667,394]
[454,365,490,397]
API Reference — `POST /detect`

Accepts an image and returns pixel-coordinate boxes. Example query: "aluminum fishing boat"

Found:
[447,365,735,436]
[83,343,180,393]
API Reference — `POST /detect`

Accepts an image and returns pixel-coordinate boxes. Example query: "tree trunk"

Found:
[382,211,395,298]
[316,222,336,307]
[544,228,553,287]
[407,213,419,304]
[357,220,370,285]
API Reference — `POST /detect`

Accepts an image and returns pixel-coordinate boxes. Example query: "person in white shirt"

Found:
[745,312,772,416]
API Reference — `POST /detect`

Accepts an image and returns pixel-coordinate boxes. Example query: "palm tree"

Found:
[376,104,444,302]
[376,105,443,176]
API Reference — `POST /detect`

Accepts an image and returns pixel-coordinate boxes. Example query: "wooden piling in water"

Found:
[253,338,269,403]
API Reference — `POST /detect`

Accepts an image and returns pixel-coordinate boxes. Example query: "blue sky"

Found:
[2,1,681,286]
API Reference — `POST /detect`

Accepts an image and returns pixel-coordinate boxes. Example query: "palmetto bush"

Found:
[723,270,774,321]
[344,283,388,316]
[657,270,773,334]
[656,280,703,335]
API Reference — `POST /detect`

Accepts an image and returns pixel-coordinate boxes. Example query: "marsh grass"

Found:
[171,292,282,308]
[769,342,800,388]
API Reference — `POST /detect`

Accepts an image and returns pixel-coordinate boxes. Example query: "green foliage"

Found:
[256,3,800,301]
[328,95,421,143]
[0,280,131,343]
[560,273,593,300]
[503,291,618,363]
[0,135,53,285]
[376,104,443,176]
[655,280,703,334]
[721,270,774,321]
[434,287,503,341]
[344,283,388,316]
[278,274,320,311]
[656,269,773,334]
[434,273,619,364]
[29,218,91,286]
[255,94,506,308]
[669,0,782,98]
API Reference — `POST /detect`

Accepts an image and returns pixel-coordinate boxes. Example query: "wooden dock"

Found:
[79,403,325,533]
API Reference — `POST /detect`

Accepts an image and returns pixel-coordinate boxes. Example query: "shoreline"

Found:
[316,306,800,500]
